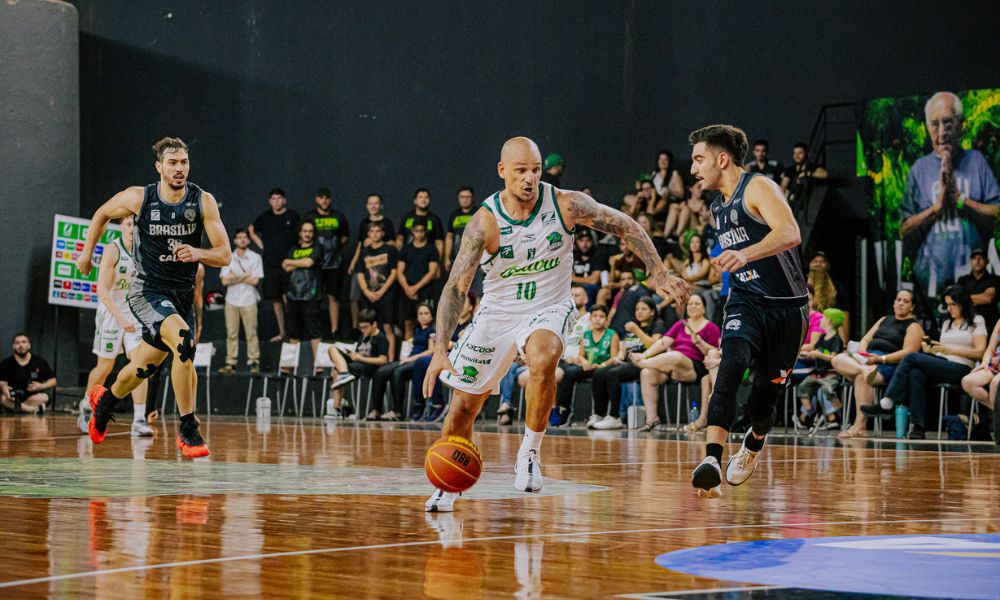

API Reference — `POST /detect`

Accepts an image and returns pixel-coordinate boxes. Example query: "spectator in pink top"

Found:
[634,295,721,432]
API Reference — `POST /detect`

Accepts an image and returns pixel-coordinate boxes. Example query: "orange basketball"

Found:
[425,436,483,493]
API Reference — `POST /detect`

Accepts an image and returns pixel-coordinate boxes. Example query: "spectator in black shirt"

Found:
[348,194,395,330]
[397,188,445,259]
[444,186,476,272]
[541,153,564,187]
[249,188,300,342]
[0,333,55,414]
[327,309,390,419]
[958,248,1000,330]
[745,139,784,183]
[304,187,350,338]
[573,230,608,307]
[358,221,399,359]
[398,217,440,339]
[283,221,324,358]
[781,143,828,203]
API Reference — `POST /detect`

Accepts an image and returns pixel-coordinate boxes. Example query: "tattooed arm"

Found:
[558,189,690,304]
[422,208,497,398]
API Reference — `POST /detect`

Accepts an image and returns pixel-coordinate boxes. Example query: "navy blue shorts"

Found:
[128,279,194,352]
[721,291,808,386]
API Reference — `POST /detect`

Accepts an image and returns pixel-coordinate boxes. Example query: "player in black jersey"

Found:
[687,125,808,498]
[76,137,231,458]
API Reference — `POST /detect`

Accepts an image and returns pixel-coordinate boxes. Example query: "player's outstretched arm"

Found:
[76,187,144,276]
[175,193,232,267]
[422,208,495,399]
[559,189,689,305]
[714,178,800,273]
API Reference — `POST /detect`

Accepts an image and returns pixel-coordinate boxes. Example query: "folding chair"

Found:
[300,342,334,418]
[936,382,978,440]
[243,342,301,416]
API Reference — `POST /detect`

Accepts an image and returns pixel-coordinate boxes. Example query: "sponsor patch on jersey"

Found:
[730,208,739,225]
[118,266,127,273]
[184,208,196,222]
[499,245,514,259]
[546,231,564,250]
[541,211,556,225]
[527,248,536,261]
[499,257,561,278]
[499,225,513,235]
[151,210,160,221]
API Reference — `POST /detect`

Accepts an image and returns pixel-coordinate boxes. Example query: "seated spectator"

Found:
[589,297,666,430]
[957,248,1000,331]
[397,217,440,340]
[960,316,1000,412]
[636,294,721,432]
[496,357,530,426]
[0,333,55,414]
[357,221,399,359]
[781,142,828,203]
[367,302,435,421]
[634,179,661,219]
[808,251,848,342]
[572,231,608,307]
[608,270,637,318]
[682,181,711,238]
[283,221,324,360]
[635,212,668,258]
[412,293,478,422]
[790,286,823,385]
[651,150,685,205]
[863,286,986,439]
[555,302,616,427]
[832,289,923,437]
[327,309,389,418]
[744,138,784,183]
[796,308,846,428]
[677,234,714,319]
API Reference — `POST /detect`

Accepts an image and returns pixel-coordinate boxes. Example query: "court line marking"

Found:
[616,585,784,598]
[542,454,998,468]
[0,432,130,443]
[0,516,996,589]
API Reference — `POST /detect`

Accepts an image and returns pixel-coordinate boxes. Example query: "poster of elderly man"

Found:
[860,88,1000,316]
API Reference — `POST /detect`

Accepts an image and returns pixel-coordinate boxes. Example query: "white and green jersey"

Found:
[103,237,136,311]
[479,182,574,314]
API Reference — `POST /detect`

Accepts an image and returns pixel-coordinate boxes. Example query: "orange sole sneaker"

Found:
[87,385,108,444]
[177,435,210,459]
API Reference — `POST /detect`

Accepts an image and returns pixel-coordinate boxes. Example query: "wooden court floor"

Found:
[0,414,998,599]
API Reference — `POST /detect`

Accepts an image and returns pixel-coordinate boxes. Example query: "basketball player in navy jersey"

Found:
[76,137,231,458]
[687,125,808,498]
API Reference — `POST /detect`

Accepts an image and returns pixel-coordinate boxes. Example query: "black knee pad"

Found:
[706,338,754,431]
[747,384,783,435]
[176,328,195,363]
[136,363,159,379]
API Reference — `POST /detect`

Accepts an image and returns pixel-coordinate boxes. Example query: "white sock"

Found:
[880,396,894,410]
[133,404,146,423]
[80,397,89,412]
[519,426,545,457]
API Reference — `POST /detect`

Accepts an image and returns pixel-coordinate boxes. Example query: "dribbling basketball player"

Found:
[76,137,231,458]
[422,137,690,512]
[686,125,808,498]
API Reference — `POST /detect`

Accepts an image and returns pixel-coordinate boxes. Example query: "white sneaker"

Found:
[78,399,91,434]
[425,488,460,512]
[585,414,601,429]
[726,429,764,486]
[324,406,342,420]
[131,418,154,437]
[514,449,543,492]
[592,415,623,430]
[332,373,356,390]
[691,456,722,498]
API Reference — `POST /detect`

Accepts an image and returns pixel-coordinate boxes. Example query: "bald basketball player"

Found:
[422,137,689,512]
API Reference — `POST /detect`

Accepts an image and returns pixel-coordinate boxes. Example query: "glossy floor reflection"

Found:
[0,414,998,599]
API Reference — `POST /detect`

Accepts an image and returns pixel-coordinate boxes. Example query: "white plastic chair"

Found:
[244,342,301,416]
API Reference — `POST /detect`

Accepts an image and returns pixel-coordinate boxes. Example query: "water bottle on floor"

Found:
[894,404,909,438]
[688,399,699,425]
[256,396,271,416]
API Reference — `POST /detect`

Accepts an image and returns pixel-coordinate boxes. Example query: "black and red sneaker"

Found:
[177,426,210,459]
[87,385,116,444]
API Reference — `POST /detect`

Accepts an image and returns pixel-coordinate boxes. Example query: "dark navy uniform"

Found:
[128,182,205,350]
[711,172,808,384]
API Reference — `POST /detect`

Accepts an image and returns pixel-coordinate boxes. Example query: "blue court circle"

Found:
[656,533,1000,599]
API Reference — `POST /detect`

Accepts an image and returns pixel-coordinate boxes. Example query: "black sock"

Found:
[180,412,197,432]
[706,443,724,463]
[97,389,121,415]
[745,431,766,452]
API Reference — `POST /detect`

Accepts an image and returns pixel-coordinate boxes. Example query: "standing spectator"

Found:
[348,194,395,331]
[304,187,350,338]
[957,248,1000,331]
[397,217,440,340]
[541,153,564,187]
[0,333,55,414]
[780,143,828,203]
[745,139,784,182]
[326,309,389,419]
[283,221,324,360]
[249,188,300,342]
[862,286,986,439]
[397,188,445,258]
[572,231,608,306]
[808,250,849,341]
[358,221,399,359]
[218,229,264,375]
[367,302,436,421]
[444,186,476,272]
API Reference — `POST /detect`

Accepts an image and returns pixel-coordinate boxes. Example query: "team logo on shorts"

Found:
[546,231,564,250]
[105,342,114,351]
[161,300,174,309]
[184,208,196,222]
[725,319,741,331]
[770,369,791,385]
[459,365,480,383]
